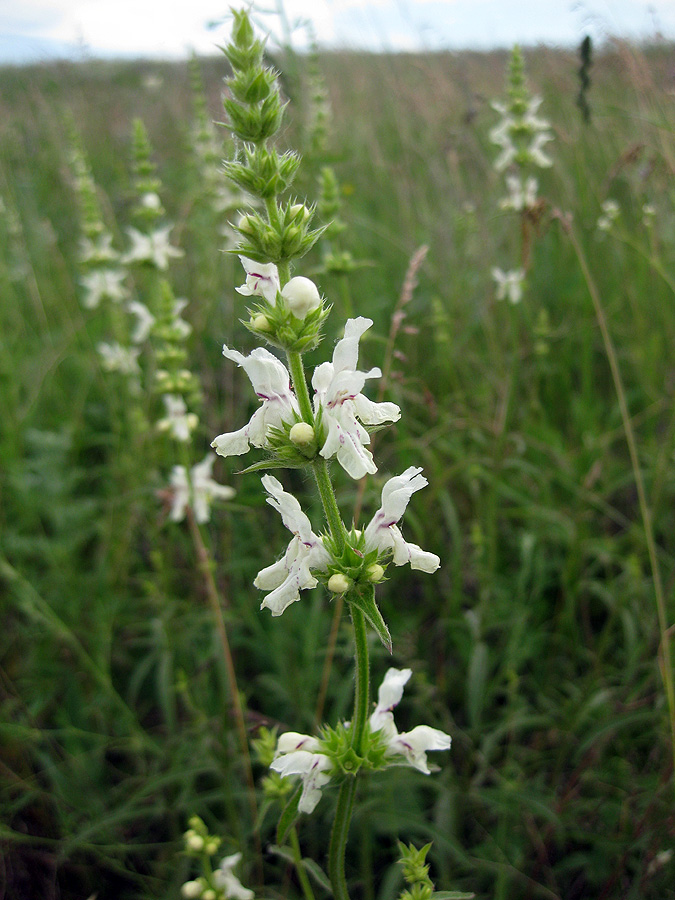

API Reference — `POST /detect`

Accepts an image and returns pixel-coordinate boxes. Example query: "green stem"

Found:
[328,776,357,900]
[312,458,346,553]
[289,826,315,900]
[349,606,370,755]
[286,350,314,424]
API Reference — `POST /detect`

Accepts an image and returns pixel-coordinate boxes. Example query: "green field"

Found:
[1,31,674,900]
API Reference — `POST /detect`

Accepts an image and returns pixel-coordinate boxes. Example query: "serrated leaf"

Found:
[276,784,301,845]
[347,585,392,653]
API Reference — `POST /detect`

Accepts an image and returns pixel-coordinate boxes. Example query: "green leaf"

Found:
[347,585,392,653]
[301,858,333,894]
[276,784,302,845]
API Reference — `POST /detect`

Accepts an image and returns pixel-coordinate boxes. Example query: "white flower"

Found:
[141,191,162,210]
[79,232,118,266]
[211,347,299,457]
[213,853,254,900]
[492,267,525,304]
[127,300,156,343]
[597,199,620,232]
[364,467,440,572]
[527,130,553,168]
[500,174,538,212]
[80,268,128,309]
[254,475,330,615]
[169,454,235,524]
[236,256,280,305]
[270,732,332,813]
[312,317,401,480]
[369,668,451,774]
[97,341,140,376]
[282,276,322,318]
[490,96,553,171]
[157,394,198,442]
[123,225,184,270]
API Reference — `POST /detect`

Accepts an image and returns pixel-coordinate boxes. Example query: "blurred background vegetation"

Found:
[1,31,674,900]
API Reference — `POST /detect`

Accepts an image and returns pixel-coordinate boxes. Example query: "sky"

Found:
[1,0,674,64]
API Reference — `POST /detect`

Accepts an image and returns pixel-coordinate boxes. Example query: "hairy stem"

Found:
[328,776,357,900]
[349,606,370,755]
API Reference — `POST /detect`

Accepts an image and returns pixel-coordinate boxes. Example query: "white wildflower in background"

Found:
[213,853,255,900]
[236,255,280,305]
[254,475,330,615]
[97,341,141,376]
[141,191,162,210]
[597,199,620,232]
[123,225,184,269]
[79,232,118,266]
[269,732,332,813]
[364,467,440,573]
[80,268,128,309]
[169,454,235,524]
[642,203,656,228]
[157,394,199,442]
[490,95,553,172]
[127,300,156,343]
[312,317,401,479]
[492,267,525,304]
[370,668,452,773]
[499,174,538,212]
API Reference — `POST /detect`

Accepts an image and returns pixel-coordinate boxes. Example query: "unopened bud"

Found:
[328,573,352,594]
[237,214,256,235]
[202,891,216,900]
[205,838,220,855]
[181,881,203,899]
[186,833,205,852]
[251,314,271,332]
[290,203,310,222]
[289,422,315,446]
[367,564,385,583]
[282,276,321,319]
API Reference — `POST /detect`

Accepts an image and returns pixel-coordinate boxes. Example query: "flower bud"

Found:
[290,203,310,222]
[251,313,271,332]
[328,573,352,594]
[202,891,216,900]
[282,276,321,319]
[289,422,315,446]
[237,214,256,235]
[181,881,203,899]
[367,563,385,583]
[186,833,205,852]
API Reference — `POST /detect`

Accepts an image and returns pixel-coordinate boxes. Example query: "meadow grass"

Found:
[1,37,674,899]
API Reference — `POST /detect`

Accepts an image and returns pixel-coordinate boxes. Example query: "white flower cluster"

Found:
[597,199,620,232]
[169,454,235,524]
[213,268,400,479]
[491,267,525,304]
[253,467,439,616]
[269,668,451,814]
[237,255,322,319]
[181,852,254,900]
[490,95,553,175]
[123,224,184,270]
